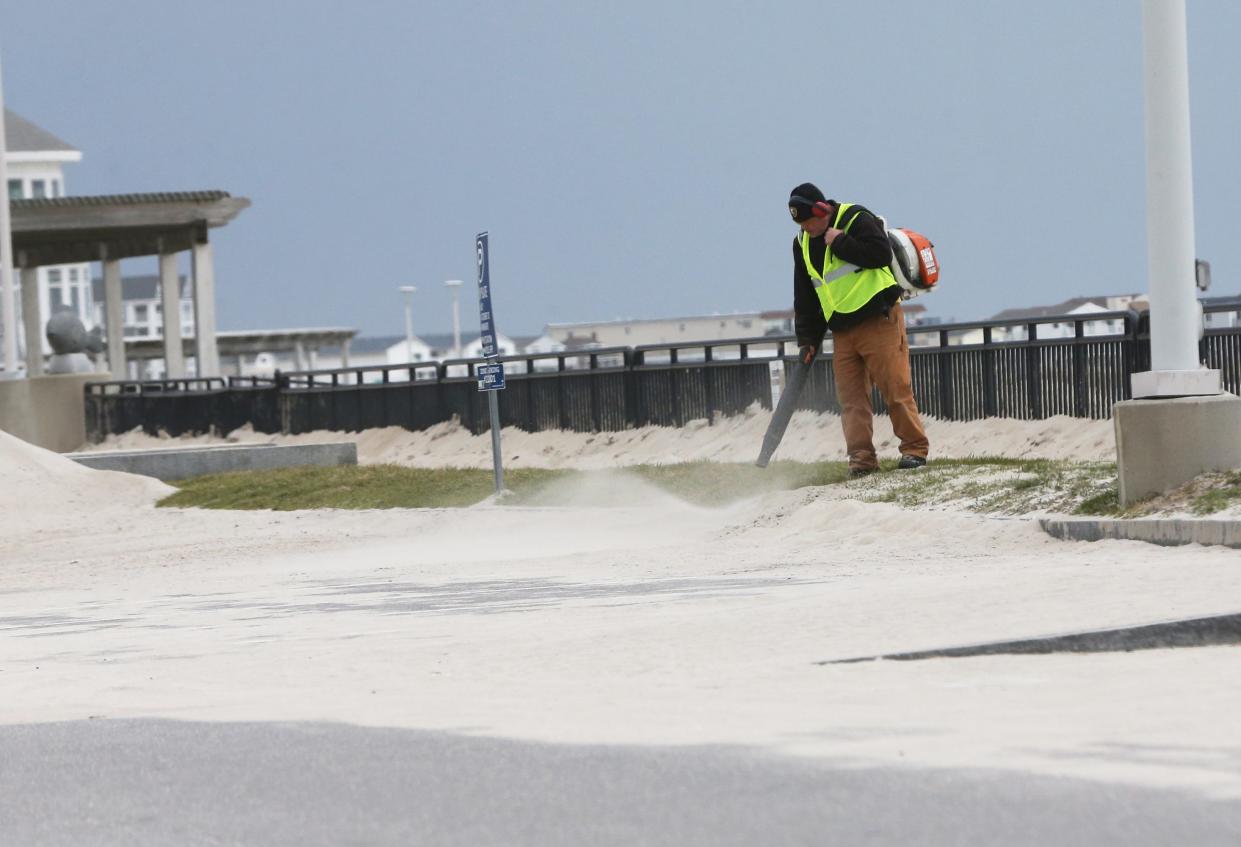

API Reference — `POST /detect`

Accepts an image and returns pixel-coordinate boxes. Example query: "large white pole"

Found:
[0,52,18,373]
[446,279,463,357]
[1136,0,1218,396]
[399,285,416,363]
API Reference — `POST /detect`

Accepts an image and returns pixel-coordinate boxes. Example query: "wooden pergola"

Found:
[7,190,249,378]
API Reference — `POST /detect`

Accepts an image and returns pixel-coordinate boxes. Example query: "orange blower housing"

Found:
[887,227,940,295]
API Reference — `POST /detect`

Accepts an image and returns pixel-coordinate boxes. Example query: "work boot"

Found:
[848,466,877,478]
[897,454,927,470]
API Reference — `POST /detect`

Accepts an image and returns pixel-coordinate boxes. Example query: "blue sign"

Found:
[476,232,498,359]
[477,361,505,391]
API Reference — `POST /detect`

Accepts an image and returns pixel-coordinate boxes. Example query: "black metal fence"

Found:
[84,303,1241,442]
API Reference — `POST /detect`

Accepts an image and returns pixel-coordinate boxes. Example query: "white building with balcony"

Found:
[4,109,93,351]
[90,274,195,340]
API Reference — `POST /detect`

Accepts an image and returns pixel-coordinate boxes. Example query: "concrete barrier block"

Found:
[66,442,358,482]
[0,374,108,453]
[1113,392,1241,505]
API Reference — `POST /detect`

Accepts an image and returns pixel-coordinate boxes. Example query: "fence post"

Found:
[1121,310,1136,400]
[556,355,570,431]
[273,369,290,434]
[624,349,643,428]
[1026,322,1044,419]
[937,329,955,420]
[525,363,538,432]
[589,353,601,432]
[330,371,340,432]
[982,326,997,417]
[1073,320,1088,418]
[704,344,715,425]
[432,362,447,431]
[669,347,682,426]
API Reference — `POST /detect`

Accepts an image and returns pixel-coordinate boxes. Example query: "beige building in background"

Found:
[545,312,785,349]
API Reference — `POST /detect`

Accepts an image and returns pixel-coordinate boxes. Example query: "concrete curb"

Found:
[1039,516,1241,549]
[66,442,357,482]
[818,611,1241,664]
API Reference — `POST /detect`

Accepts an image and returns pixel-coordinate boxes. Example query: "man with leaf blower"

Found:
[788,182,929,477]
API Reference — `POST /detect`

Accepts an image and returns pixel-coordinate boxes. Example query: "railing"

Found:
[83,302,1241,441]
[85,377,229,394]
[277,345,635,388]
[247,341,776,436]
[901,309,1139,421]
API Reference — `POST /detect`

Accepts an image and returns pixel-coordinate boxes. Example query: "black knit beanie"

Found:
[788,182,827,222]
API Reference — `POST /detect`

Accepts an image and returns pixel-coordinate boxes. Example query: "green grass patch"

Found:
[157,465,567,511]
[158,460,856,511]
[1189,470,1241,516]
[861,458,1120,517]
[1073,488,1121,515]
[157,456,1127,516]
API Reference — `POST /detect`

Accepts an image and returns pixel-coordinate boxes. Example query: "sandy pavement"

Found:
[4,424,1241,802]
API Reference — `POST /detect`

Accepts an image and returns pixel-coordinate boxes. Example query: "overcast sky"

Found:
[2,1,1238,339]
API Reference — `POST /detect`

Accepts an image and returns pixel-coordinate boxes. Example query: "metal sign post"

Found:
[475,232,505,494]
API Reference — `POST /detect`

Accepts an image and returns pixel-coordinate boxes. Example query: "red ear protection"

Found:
[790,195,832,219]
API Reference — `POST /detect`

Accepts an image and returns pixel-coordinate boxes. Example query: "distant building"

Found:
[984,292,1237,342]
[461,332,517,359]
[385,335,434,364]
[760,310,794,336]
[90,275,195,340]
[4,109,92,350]
[1202,295,1241,329]
[547,303,938,351]
[988,294,1141,342]
[545,312,765,348]
[522,333,567,355]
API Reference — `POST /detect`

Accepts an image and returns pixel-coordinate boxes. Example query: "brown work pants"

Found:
[831,301,929,471]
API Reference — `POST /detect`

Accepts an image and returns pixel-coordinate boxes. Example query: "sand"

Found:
[80,407,1120,467]
[4,418,1241,799]
[0,429,173,515]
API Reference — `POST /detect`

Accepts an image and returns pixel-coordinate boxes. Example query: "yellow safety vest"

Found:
[800,202,897,323]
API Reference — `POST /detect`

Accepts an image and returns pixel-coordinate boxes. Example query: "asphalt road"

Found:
[2,720,1238,846]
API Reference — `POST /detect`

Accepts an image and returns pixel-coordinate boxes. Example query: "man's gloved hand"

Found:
[798,344,816,365]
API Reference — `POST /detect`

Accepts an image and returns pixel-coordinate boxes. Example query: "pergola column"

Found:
[191,235,220,377]
[18,257,42,377]
[158,249,185,378]
[101,251,125,379]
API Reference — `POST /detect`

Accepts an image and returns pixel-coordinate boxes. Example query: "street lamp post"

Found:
[445,279,463,357]
[399,285,417,364]
[1136,0,1217,396]
[1111,0,1241,506]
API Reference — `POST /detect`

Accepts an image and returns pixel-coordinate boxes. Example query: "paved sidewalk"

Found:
[4,720,1238,847]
